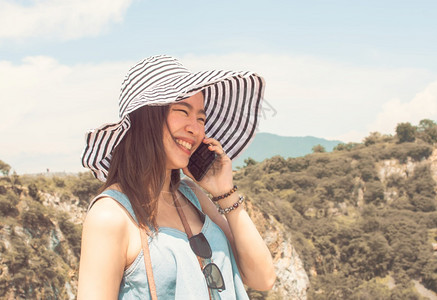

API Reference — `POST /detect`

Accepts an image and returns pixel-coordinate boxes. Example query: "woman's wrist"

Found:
[211,185,237,201]
[209,183,235,199]
[217,195,245,214]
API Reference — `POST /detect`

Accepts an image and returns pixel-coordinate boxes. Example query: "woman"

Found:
[78,55,275,299]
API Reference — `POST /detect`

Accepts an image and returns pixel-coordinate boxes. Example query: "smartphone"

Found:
[188,142,217,181]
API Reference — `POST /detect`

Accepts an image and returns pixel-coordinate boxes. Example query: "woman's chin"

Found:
[167,159,190,171]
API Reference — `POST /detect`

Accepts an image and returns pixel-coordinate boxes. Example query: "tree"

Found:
[244,157,257,167]
[0,160,11,176]
[27,183,40,201]
[334,142,360,151]
[406,164,436,212]
[0,191,19,217]
[70,172,102,203]
[417,118,437,144]
[364,181,385,205]
[351,279,391,299]
[421,256,437,292]
[364,132,382,146]
[340,233,391,280]
[396,122,416,143]
[312,144,326,153]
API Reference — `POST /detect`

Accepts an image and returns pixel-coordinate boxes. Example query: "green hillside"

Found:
[234,120,437,299]
[0,119,436,299]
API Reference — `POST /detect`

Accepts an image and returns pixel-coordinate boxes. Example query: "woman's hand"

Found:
[182,137,234,196]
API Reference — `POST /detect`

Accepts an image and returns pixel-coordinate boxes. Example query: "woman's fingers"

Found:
[203,137,227,158]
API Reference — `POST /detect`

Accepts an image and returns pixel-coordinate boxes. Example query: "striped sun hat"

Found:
[81,55,265,182]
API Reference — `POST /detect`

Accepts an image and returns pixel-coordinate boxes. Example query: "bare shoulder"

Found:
[78,196,130,298]
[84,197,130,235]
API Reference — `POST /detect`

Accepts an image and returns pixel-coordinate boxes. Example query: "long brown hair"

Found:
[101,104,180,229]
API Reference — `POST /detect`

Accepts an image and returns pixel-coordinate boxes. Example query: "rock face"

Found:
[246,201,310,299]
[269,229,309,299]
[377,148,437,182]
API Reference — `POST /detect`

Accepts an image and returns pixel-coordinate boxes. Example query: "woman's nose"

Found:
[185,118,203,136]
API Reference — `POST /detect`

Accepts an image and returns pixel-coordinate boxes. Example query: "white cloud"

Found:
[0,0,133,40]
[327,81,437,143]
[368,80,437,135]
[0,56,133,173]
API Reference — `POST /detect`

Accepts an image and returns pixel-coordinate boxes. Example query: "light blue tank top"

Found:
[92,181,249,300]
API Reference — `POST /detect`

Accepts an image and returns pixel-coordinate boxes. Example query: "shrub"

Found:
[421,256,437,292]
[52,176,66,188]
[262,156,287,173]
[307,165,332,179]
[334,142,360,151]
[396,122,416,143]
[417,118,437,144]
[57,212,82,258]
[312,144,326,153]
[290,173,317,190]
[0,160,11,176]
[364,181,385,205]
[363,132,384,146]
[385,173,405,187]
[351,279,391,300]
[405,142,433,161]
[70,172,102,203]
[382,142,433,163]
[410,195,436,212]
[357,158,378,182]
[0,197,19,217]
[21,201,53,234]
[27,183,40,201]
[0,190,20,217]
[406,164,436,200]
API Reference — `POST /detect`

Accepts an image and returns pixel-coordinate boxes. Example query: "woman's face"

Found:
[163,92,206,170]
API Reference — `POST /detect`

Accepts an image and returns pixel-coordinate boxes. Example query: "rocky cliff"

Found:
[246,200,310,299]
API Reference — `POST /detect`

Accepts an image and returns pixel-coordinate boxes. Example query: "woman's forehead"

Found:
[174,92,205,112]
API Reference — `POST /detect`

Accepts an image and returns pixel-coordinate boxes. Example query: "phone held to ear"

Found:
[188,142,217,181]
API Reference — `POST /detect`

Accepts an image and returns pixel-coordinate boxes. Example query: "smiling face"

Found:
[163,92,206,170]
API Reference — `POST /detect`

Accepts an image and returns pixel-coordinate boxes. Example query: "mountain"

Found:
[233,133,342,168]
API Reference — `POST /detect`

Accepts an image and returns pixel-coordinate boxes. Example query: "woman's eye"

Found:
[198,118,206,124]
[175,109,188,115]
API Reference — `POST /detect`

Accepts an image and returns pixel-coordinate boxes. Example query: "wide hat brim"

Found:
[81,55,265,182]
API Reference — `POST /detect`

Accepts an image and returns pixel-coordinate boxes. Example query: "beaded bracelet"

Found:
[212,185,238,202]
[218,195,245,215]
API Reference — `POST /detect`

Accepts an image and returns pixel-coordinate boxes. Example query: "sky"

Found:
[1,0,437,174]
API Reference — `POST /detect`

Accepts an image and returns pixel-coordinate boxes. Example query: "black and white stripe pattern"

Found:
[81,55,265,182]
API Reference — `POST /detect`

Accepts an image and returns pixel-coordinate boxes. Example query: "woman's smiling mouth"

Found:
[175,138,193,152]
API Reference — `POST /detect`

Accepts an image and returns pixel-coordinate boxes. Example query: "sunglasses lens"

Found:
[188,233,225,291]
[189,233,212,259]
[203,263,225,291]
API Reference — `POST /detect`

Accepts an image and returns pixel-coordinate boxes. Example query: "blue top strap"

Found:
[89,180,202,226]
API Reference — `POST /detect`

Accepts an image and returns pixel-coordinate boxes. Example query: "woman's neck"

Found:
[162,169,172,193]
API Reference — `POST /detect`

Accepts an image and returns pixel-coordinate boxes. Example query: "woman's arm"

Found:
[77,198,129,299]
[183,179,276,291]
[183,138,276,291]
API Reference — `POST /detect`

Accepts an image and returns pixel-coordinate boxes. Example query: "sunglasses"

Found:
[189,232,226,291]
